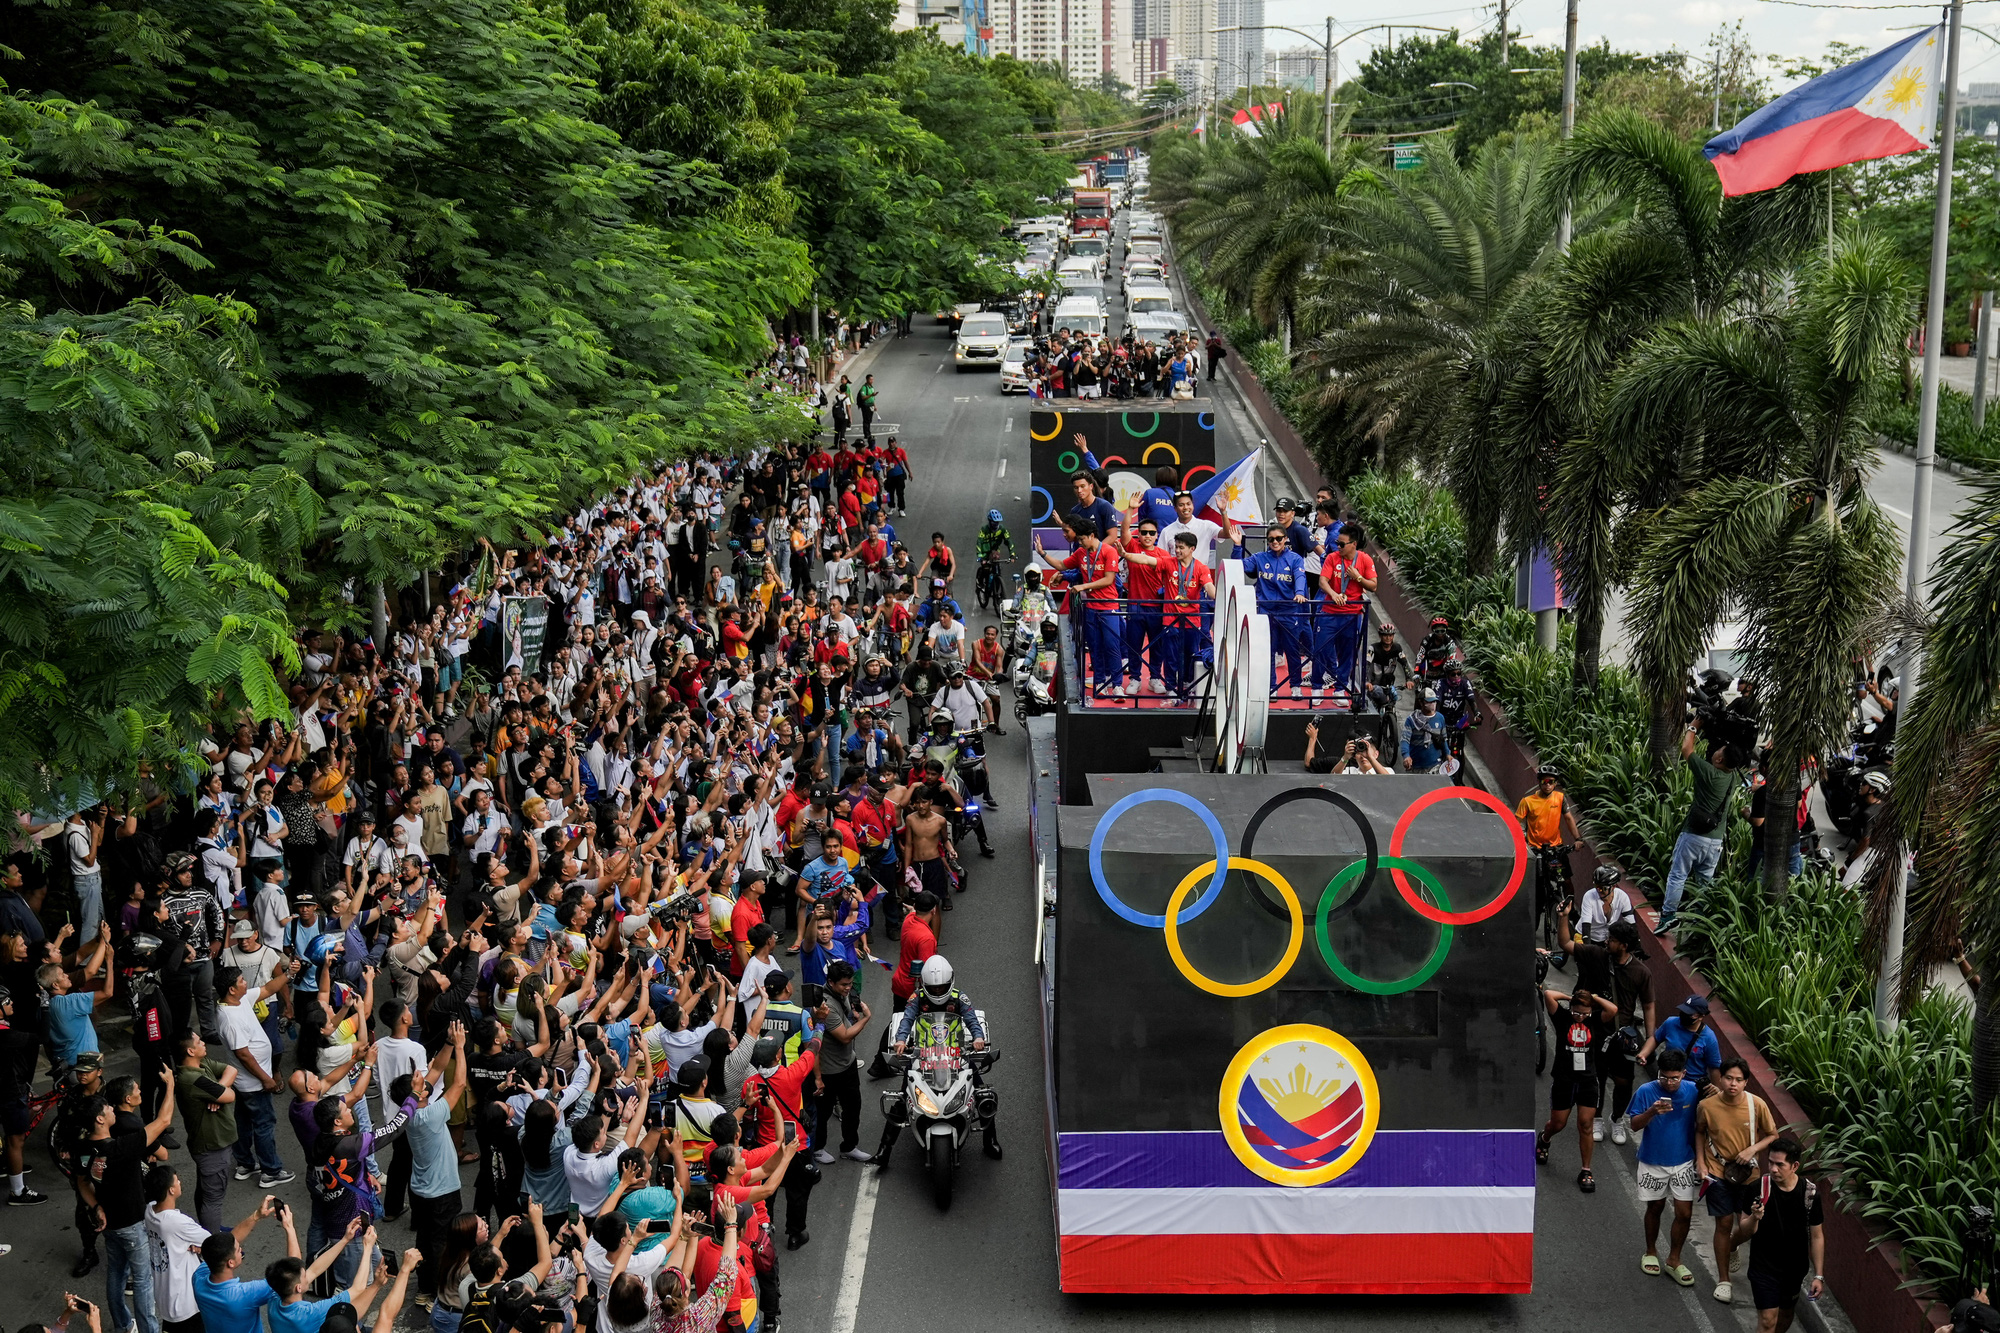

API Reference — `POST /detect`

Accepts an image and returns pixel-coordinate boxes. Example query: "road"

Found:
[0,318,1838,1333]
[762,321,1826,1333]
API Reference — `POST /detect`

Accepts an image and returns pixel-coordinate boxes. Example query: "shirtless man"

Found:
[899,786,960,903]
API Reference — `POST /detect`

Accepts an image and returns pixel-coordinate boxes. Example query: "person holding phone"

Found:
[1628,1047,1701,1285]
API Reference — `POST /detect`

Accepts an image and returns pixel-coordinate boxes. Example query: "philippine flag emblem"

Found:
[1219,1024,1381,1186]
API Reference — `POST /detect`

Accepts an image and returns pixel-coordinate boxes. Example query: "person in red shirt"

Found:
[1161,530,1215,697]
[739,1034,819,1247]
[1037,520,1124,694]
[836,482,863,538]
[881,437,912,516]
[687,1181,762,1332]
[1315,522,1378,697]
[728,873,768,979]
[720,607,752,661]
[869,890,938,1076]
[1117,504,1178,697]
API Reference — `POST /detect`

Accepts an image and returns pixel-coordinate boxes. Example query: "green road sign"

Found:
[1393,142,1423,171]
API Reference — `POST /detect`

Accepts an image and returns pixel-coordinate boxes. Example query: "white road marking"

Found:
[1600,1139,1735,1333]
[1249,1311,1277,1333]
[998,459,1007,477]
[1005,418,1014,431]
[829,1166,882,1333]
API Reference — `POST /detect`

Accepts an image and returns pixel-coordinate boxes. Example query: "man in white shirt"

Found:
[146,1170,283,1332]
[563,1095,645,1221]
[932,668,990,734]
[341,813,396,895]
[215,964,294,1188]
[1159,489,1239,571]
[372,999,429,1222]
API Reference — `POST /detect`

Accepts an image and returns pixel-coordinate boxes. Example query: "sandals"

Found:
[1641,1255,1662,1276]
[1535,1130,1550,1164]
[1669,1264,1696,1287]
[1577,1168,1595,1193]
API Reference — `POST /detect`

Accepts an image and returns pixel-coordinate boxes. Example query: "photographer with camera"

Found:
[1659,724,1744,933]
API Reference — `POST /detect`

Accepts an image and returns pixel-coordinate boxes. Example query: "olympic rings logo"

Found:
[1088,784,1530,997]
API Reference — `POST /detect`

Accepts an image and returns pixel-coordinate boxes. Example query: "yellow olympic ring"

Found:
[1218,1024,1381,1186]
[1161,856,1304,997]
[1029,412,1064,441]
[1142,442,1181,463]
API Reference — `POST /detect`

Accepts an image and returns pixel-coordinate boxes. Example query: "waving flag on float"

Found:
[1704,26,1944,195]
[1189,449,1263,527]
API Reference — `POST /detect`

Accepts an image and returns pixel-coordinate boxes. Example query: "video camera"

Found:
[1685,669,1757,756]
[647,890,705,925]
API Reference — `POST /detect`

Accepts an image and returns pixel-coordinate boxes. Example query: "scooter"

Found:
[882,1020,1000,1210]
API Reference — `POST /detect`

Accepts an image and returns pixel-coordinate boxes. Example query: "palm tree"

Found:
[1606,232,1912,900]
[1512,109,1824,701]
[1160,108,1378,345]
[1860,470,2000,1110]
[1292,135,1560,565]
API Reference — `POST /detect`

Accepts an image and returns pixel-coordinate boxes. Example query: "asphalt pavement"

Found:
[0,315,1844,1333]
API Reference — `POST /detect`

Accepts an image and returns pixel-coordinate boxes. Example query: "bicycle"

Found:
[974,556,1005,613]
[1533,841,1575,966]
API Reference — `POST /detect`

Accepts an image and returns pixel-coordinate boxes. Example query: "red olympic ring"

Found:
[1385,785,1528,925]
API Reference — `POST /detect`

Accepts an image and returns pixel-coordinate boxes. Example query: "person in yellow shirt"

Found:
[1516,764,1582,849]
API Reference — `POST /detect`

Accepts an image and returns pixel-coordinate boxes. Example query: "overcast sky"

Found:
[1263,0,2000,101]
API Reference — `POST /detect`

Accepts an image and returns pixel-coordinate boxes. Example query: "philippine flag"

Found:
[1189,449,1263,528]
[1704,27,1943,196]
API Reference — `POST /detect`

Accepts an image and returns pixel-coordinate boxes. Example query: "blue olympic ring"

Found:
[1089,787,1230,927]
[1030,486,1055,524]
[1197,411,1215,431]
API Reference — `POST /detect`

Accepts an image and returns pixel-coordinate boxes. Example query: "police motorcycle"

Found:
[1013,619,1061,722]
[879,957,1000,1210]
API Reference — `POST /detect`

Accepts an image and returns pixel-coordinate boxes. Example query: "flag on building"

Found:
[1190,449,1263,527]
[1703,26,1944,195]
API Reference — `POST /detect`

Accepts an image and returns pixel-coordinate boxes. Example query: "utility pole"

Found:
[1324,15,1335,155]
[1531,0,1579,653]
[1712,43,1722,133]
[1876,0,1966,1032]
[1498,0,1508,67]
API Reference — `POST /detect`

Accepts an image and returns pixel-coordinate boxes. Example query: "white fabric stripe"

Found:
[1057,1186,1536,1237]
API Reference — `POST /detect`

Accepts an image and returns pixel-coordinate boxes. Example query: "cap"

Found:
[230,920,257,939]
[676,1055,710,1090]
[1274,496,1297,512]
[74,1050,104,1072]
[1676,995,1711,1018]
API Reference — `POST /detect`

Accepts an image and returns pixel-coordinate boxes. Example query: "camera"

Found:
[1685,669,1757,755]
[648,891,704,925]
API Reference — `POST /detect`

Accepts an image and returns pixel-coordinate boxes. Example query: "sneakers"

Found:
[1611,1117,1630,1146]
[7,1188,48,1206]
[1290,684,1304,698]
[1591,1119,1604,1143]
[1311,687,1322,701]
[1148,678,1165,694]
[812,1149,836,1165]
[843,1149,876,1163]
[233,1165,256,1181]
[1120,680,1137,696]
[258,1170,296,1188]
[1713,1281,1733,1304]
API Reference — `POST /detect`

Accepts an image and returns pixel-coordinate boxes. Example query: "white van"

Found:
[953,311,1012,371]
[1056,256,1102,287]
[1049,297,1108,337]
[1126,285,1178,316]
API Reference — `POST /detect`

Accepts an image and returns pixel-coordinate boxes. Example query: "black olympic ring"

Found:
[1238,787,1380,924]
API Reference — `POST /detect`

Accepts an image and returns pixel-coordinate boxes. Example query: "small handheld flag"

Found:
[1704,27,1944,196]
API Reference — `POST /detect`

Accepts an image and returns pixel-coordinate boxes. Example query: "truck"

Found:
[1070,187,1113,238]
[1099,158,1129,183]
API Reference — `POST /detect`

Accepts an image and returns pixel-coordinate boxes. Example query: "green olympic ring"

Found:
[1315,856,1453,996]
[1056,450,1081,473]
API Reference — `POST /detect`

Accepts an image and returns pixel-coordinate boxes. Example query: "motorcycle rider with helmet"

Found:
[874,956,999,1165]
[1400,690,1450,772]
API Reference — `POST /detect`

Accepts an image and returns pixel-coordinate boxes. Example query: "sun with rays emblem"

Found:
[1220,1025,1381,1186]
[1882,62,1929,115]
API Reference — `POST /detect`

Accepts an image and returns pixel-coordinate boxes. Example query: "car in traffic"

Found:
[954,311,1012,370]
[1127,310,1192,341]
[1056,256,1102,288]
[999,336,1036,393]
[1122,261,1164,295]
[1065,235,1111,264]
[1048,296,1107,337]
[1126,285,1178,317]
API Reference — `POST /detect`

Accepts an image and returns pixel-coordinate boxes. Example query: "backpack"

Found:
[460,1281,504,1333]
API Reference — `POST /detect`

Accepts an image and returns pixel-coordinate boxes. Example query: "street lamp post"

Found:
[1210,20,1455,153]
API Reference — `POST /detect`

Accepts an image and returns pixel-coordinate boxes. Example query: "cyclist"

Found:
[974,509,1016,568]
[917,532,957,593]
[1416,614,1460,684]
[1436,661,1480,755]
[1519,765,1582,952]
[914,578,962,631]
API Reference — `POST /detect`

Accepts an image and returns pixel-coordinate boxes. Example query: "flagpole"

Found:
[1875,0,1963,1032]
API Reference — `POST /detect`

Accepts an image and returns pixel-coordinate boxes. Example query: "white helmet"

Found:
[921,955,955,1002]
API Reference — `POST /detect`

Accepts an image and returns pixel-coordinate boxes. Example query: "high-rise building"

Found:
[1273,45,1327,89]
[988,0,1113,84]
[1214,0,1262,93]
[893,0,991,55]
